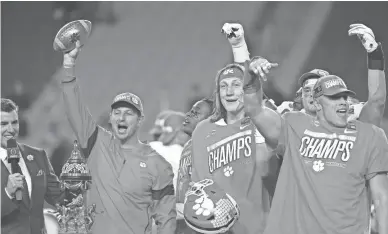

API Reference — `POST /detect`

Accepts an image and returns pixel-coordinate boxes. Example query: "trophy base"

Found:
[59,231,92,234]
[57,203,96,234]
[58,223,92,234]
[59,232,91,234]
[58,221,91,234]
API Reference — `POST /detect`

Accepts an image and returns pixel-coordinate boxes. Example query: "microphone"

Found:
[7,139,22,201]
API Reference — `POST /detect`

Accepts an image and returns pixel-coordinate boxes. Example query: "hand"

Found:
[277,101,294,114]
[248,57,279,81]
[63,40,82,67]
[6,173,24,196]
[221,23,246,48]
[348,23,378,53]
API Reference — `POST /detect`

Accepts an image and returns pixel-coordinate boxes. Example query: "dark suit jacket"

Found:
[1,143,64,234]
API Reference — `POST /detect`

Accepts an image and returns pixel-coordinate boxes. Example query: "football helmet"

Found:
[183,179,240,234]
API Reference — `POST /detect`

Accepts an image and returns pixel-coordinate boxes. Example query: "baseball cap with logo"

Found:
[298,69,330,87]
[313,75,356,98]
[111,92,144,116]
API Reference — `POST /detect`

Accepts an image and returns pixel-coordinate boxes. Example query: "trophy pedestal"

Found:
[56,141,96,234]
[58,204,93,234]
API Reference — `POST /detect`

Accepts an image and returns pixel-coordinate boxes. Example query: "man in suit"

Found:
[1,98,65,234]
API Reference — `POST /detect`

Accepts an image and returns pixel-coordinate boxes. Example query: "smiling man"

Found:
[1,98,64,234]
[187,63,279,234]
[58,42,176,234]
[243,55,388,234]
[278,23,386,128]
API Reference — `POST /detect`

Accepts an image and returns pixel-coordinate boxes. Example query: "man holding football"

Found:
[58,41,176,234]
[242,37,388,234]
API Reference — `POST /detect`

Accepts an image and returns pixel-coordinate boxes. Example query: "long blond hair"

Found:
[209,63,245,123]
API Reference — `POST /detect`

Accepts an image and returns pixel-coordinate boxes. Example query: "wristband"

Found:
[233,42,250,63]
[368,43,385,70]
[62,66,76,83]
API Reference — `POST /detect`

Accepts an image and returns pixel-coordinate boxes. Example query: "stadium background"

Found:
[2,1,388,175]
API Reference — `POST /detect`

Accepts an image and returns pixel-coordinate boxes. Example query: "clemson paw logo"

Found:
[224,166,234,177]
[313,160,325,172]
[192,196,214,216]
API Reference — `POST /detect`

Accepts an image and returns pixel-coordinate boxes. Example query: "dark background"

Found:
[2,2,388,170]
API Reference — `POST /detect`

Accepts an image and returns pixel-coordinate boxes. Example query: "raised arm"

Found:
[349,24,386,126]
[360,60,386,126]
[243,58,283,149]
[222,23,281,157]
[61,42,98,152]
[221,23,250,65]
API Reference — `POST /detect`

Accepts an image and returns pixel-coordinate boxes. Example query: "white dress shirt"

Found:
[149,141,183,191]
[1,147,32,198]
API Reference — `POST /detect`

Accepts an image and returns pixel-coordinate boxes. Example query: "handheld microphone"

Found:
[7,139,22,201]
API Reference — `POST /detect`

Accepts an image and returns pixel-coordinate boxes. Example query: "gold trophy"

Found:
[55,140,95,234]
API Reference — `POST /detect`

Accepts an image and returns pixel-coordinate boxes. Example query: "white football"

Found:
[53,20,92,52]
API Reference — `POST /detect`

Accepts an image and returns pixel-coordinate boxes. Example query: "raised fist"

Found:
[277,101,294,114]
[348,23,378,53]
[248,56,279,81]
[221,23,246,47]
[63,40,82,67]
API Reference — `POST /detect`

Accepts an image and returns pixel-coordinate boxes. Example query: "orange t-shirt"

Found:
[264,111,388,234]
